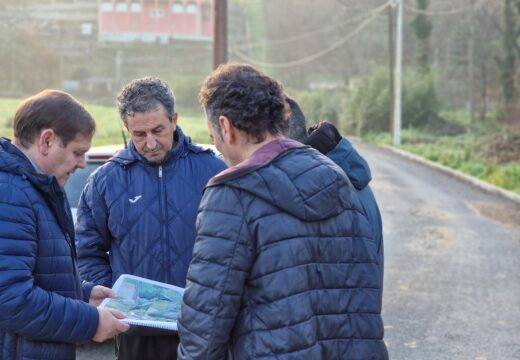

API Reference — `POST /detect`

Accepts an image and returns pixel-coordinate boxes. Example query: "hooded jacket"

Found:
[327,138,384,279]
[76,127,227,288]
[178,139,388,360]
[0,138,99,360]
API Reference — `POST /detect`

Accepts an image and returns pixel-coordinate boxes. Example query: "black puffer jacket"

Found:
[178,139,388,360]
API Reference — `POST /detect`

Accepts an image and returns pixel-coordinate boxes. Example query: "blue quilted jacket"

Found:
[0,138,99,360]
[327,138,384,280]
[76,127,227,288]
[178,139,388,360]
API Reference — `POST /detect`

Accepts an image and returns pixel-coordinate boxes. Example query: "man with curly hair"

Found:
[177,64,388,359]
[76,77,227,360]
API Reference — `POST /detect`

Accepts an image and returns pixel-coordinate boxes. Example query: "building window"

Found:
[186,2,197,14]
[115,2,128,12]
[150,8,165,18]
[81,23,93,35]
[130,3,142,12]
[172,2,184,13]
[100,2,113,12]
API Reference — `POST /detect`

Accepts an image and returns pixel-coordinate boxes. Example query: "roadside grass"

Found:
[0,98,210,146]
[365,129,520,195]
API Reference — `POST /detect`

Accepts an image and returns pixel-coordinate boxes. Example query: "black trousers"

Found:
[115,333,179,360]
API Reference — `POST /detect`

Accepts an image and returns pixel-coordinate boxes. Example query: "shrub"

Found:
[341,67,441,135]
[459,162,491,178]
[485,163,520,192]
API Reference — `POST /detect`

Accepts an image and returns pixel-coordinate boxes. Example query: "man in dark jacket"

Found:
[177,64,388,359]
[284,99,384,282]
[304,121,384,280]
[76,77,227,360]
[0,90,129,360]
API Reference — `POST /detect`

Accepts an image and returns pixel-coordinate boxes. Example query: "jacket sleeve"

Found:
[76,174,113,287]
[0,184,99,342]
[177,186,254,360]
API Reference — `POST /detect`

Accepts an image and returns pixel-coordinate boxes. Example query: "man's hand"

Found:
[89,285,116,306]
[92,308,130,342]
[304,120,342,155]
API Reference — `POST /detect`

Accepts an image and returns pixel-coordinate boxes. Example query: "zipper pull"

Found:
[159,165,163,178]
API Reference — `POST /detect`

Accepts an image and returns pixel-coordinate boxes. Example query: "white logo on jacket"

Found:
[129,195,142,203]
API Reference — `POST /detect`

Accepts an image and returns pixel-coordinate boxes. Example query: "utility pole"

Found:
[388,5,395,138]
[468,0,476,123]
[393,0,403,145]
[115,49,123,84]
[213,0,228,69]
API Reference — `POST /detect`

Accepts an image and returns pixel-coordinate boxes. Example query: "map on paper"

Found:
[100,274,184,331]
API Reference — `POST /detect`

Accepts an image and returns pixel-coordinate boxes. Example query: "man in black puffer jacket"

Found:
[177,64,388,360]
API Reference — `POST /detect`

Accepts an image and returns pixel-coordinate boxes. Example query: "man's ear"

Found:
[218,115,235,144]
[38,129,55,156]
[172,112,178,126]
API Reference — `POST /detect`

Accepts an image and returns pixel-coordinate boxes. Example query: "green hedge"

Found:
[342,67,441,135]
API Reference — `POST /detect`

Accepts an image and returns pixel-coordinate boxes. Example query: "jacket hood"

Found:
[0,137,31,177]
[0,137,75,249]
[111,125,201,166]
[327,138,372,190]
[209,139,352,222]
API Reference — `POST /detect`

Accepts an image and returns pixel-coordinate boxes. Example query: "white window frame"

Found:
[186,3,197,14]
[130,3,142,12]
[172,3,184,14]
[115,2,128,12]
[100,2,113,12]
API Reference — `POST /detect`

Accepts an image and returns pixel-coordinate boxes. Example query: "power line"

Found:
[403,0,486,16]
[232,0,392,69]
[233,2,390,51]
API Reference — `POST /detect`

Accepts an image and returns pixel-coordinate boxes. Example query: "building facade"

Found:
[97,0,213,43]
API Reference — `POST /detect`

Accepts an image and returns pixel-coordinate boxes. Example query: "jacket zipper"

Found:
[158,165,170,281]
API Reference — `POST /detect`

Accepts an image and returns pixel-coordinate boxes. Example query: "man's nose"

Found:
[77,155,86,169]
[146,133,157,149]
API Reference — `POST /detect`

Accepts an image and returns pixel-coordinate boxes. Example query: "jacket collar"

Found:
[209,139,307,185]
[0,137,75,249]
[0,137,55,186]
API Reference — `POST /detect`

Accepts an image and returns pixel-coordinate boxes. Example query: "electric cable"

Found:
[232,0,391,69]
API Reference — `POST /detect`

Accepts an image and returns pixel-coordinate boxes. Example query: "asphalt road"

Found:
[354,141,520,360]
[77,142,520,360]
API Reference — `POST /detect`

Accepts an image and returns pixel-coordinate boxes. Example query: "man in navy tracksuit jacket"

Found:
[76,77,226,360]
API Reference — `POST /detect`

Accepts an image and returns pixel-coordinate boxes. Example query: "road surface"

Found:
[355,141,520,360]
[78,142,520,359]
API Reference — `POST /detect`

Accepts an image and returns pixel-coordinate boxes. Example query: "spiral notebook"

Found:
[100,274,184,331]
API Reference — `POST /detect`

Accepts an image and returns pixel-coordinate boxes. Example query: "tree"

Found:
[410,0,433,75]
[496,0,520,104]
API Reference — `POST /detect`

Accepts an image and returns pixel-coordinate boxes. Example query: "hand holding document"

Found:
[93,307,129,342]
[100,274,184,332]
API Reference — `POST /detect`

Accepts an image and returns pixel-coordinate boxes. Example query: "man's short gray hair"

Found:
[117,77,176,125]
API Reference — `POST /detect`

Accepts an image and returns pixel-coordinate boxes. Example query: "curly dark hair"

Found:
[199,63,290,143]
[117,77,176,125]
